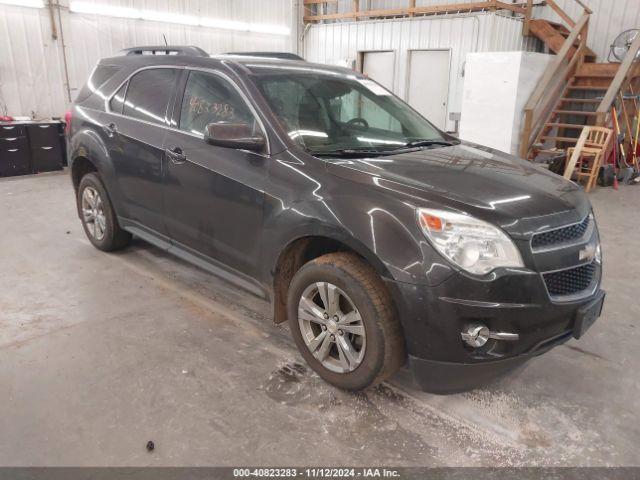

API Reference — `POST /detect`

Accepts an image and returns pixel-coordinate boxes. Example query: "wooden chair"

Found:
[563,126,613,192]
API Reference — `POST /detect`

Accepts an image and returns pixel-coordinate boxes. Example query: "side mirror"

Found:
[204,122,265,152]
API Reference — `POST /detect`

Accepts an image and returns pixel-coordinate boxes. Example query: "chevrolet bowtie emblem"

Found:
[579,243,597,262]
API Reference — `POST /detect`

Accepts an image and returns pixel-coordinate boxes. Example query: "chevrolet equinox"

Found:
[67,47,605,393]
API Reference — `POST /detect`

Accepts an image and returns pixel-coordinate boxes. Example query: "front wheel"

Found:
[287,252,405,390]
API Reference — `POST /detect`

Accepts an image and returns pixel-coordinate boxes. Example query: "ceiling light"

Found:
[0,0,45,7]
[69,1,290,36]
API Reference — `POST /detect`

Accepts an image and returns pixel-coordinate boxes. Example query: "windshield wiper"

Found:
[307,140,458,158]
[308,148,391,158]
[401,139,457,148]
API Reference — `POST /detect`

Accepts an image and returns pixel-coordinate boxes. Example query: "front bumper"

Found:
[384,271,605,394]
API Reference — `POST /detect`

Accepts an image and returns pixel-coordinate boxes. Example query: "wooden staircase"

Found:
[520,1,640,162]
[531,64,622,153]
[529,19,596,62]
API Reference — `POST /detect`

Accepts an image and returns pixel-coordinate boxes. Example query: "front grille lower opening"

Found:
[543,262,596,297]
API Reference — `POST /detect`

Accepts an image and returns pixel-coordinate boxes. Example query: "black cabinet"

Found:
[0,121,65,178]
[0,125,31,177]
[27,123,64,173]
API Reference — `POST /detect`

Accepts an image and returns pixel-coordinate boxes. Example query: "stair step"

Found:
[568,86,608,91]
[574,73,615,79]
[546,123,588,129]
[560,98,602,103]
[541,136,580,143]
[576,63,623,77]
[553,110,598,116]
[529,19,574,56]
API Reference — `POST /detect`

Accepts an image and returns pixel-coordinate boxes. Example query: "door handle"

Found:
[102,122,117,137]
[165,146,187,164]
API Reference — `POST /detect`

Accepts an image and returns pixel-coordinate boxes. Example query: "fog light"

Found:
[461,323,520,348]
[461,323,490,347]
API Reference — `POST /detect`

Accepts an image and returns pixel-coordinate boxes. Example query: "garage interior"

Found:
[1,0,640,469]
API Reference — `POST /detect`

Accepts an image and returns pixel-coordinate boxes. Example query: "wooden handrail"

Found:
[524,13,588,112]
[547,0,575,27]
[595,32,640,126]
[520,12,589,157]
[572,0,592,14]
[304,0,523,23]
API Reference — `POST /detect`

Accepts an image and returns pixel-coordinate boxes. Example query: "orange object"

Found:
[420,213,444,231]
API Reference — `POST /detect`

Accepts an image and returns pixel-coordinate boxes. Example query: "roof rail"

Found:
[119,46,209,57]
[224,52,304,61]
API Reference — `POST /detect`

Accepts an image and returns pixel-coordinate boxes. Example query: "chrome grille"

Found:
[543,262,596,297]
[532,215,590,250]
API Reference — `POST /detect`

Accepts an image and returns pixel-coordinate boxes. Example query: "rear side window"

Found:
[122,68,178,125]
[109,83,127,114]
[75,64,120,103]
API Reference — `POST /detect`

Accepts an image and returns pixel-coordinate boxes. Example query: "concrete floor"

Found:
[0,170,638,467]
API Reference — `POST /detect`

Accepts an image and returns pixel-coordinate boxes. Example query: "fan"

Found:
[609,29,640,62]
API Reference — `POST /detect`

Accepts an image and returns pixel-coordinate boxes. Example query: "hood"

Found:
[325,142,591,237]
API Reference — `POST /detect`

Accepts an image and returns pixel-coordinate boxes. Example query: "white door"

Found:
[360,51,396,130]
[362,51,395,91]
[407,50,450,130]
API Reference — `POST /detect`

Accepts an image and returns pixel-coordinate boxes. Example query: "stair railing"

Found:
[595,33,640,126]
[520,11,590,158]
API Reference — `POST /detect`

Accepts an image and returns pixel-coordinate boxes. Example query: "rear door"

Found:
[103,67,180,236]
[162,69,267,282]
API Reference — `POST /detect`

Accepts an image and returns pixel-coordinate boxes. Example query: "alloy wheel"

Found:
[297,282,366,373]
[81,186,106,241]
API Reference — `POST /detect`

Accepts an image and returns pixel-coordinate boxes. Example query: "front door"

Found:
[103,67,179,235]
[162,70,267,282]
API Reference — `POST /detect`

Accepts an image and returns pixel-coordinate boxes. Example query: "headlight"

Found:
[417,208,524,275]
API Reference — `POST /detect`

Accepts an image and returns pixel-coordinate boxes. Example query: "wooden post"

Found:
[564,127,589,179]
[353,0,359,21]
[521,110,533,159]
[409,0,416,17]
[523,0,533,37]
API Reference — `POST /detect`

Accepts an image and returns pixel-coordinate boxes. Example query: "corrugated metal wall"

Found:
[0,0,295,118]
[312,0,640,62]
[304,12,539,131]
[534,0,640,62]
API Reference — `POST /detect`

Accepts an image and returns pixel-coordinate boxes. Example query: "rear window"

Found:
[75,65,120,103]
[122,68,178,125]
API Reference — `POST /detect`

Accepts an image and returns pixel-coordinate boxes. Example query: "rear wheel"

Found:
[287,252,405,390]
[77,172,131,251]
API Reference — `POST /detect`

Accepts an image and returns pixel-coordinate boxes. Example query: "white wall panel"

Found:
[0,0,295,118]
[304,12,537,131]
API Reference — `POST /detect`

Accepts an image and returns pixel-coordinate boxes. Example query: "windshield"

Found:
[255,72,454,156]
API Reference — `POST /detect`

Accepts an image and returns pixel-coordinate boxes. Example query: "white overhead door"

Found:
[361,51,395,92]
[407,50,451,130]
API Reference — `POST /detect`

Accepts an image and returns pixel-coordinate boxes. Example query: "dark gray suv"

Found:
[67,46,604,393]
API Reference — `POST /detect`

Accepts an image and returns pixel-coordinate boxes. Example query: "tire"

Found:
[77,172,131,251]
[287,252,405,390]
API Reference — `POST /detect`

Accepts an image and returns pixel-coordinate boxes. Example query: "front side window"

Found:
[256,73,450,154]
[179,71,257,136]
[122,68,178,125]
